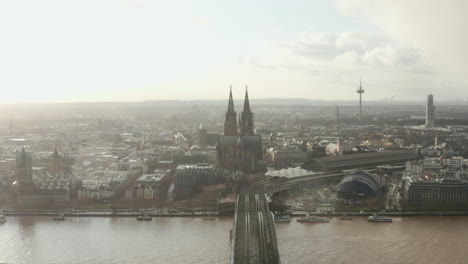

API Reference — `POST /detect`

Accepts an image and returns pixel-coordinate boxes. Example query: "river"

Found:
[1,216,467,264]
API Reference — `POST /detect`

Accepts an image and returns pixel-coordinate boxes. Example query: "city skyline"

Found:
[3,1,468,264]
[0,0,467,103]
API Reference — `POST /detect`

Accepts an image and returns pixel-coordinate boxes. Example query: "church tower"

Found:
[240,87,254,136]
[16,147,33,185]
[51,147,62,176]
[224,87,238,136]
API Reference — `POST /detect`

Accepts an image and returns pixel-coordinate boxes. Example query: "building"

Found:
[174,164,226,199]
[425,94,435,128]
[77,187,114,200]
[15,148,71,206]
[18,189,69,206]
[217,88,263,172]
[403,178,468,205]
[78,168,128,201]
[33,167,71,190]
[423,157,442,170]
[433,170,468,181]
[126,169,171,199]
[265,166,320,179]
[405,161,424,174]
[174,132,189,148]
[402,179,439,204]
[266,147,308,169]
[173,153,208,165]
[198,123,208,147]
[16,147,33,187]
[441,156,464,170]
[302,150,419,171]
[155,160,174,170]
[206,132,220,146]
[198,124,220,147]
[337,171,383,200]
[331,105,340,122]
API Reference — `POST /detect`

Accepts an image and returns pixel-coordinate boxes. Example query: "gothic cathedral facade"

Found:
[217,87,263,172]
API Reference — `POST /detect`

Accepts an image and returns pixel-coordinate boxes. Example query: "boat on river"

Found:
[137,213,152,221]
[297,214,329,223]
[368,215,392,222]
[53,212,65,221]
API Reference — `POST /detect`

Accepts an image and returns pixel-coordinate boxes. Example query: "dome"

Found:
[337,171,380,196]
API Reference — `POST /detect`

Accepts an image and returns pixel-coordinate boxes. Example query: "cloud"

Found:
[335,32,387,50]
[285,33,340,60]
[267,28,458,100]
[362,46,420,67]
[335,50,360,64]
[285,31,420,67]
[337,0,468,86]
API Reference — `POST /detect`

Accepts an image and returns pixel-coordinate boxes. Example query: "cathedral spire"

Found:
[243,86,251,113]
[228,85,235,113]
[53,147,59,160]
[240,86,254,136]
[20,146,27,166]
[224,86,238,136]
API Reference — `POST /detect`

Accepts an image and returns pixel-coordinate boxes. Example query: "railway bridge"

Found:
[230,193,280,264]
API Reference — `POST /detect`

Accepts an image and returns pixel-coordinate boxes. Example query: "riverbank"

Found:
[292,210,468,217]
[1,209,218,217]
[4,209,468,217]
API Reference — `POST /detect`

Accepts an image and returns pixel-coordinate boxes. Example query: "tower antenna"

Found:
[357,77,365,122]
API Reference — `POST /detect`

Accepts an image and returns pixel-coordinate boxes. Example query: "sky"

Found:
[0,0,467,103]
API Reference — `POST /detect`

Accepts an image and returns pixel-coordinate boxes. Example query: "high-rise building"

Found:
[331,105,340,122]
[425,94,435,128]
[198,123,208,147]
[337,137,344,156]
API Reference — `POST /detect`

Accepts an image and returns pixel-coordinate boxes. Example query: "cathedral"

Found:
[15,147,71,206]
[217,87,263,172]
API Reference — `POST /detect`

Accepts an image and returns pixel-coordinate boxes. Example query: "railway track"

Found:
[231,193,281,264]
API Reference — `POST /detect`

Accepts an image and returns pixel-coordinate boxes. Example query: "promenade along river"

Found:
[1,216,468,264]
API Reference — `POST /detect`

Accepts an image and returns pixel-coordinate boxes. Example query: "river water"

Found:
[1,216,467,264]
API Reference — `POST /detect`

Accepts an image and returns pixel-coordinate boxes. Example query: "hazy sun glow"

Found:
[0,0,466,103]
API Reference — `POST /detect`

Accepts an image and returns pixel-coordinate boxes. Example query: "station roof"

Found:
[265,166,319,179]
[338,171,381,194]
[302,150,419,171]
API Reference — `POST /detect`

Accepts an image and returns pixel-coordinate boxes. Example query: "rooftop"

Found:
[137,173,166,182]
[266,166,319,179]
[176,163,213,170]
